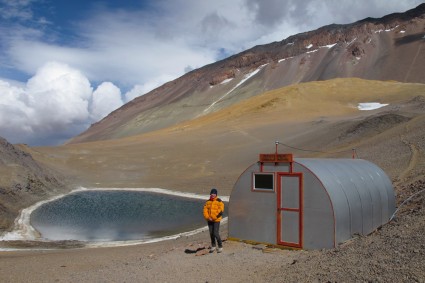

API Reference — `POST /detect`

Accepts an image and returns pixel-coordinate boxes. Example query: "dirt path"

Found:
[398,134,420,183]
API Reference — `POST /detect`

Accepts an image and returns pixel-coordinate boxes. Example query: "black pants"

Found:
[208,221,222,248]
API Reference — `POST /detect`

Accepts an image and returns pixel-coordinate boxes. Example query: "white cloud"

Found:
[0,62,124,145]
[0,81,32,133]
[124,85,146,103]
[123,74,177,103]
[90,82,123,121]
[26,62,92,125]
[0,0,34,21]
[320,0,424,24]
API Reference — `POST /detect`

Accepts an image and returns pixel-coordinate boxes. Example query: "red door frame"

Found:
[276,172,303,248]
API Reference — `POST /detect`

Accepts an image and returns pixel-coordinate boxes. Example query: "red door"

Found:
[277,173,303,248]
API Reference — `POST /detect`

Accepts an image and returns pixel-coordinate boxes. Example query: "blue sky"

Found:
[0,0,423,146]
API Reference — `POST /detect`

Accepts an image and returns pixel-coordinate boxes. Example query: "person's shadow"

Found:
[184,246,206,254]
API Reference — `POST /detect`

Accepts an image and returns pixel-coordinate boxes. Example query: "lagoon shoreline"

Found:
[0,187,228,248]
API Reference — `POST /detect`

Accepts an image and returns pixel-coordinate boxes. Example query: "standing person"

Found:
[203,188,224,253]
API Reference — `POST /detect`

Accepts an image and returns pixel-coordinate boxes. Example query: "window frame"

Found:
[252,172,275,192]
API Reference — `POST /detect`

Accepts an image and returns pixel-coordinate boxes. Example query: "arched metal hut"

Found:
[228,152,396,249]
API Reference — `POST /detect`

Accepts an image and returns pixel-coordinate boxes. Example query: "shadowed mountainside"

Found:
[68,3,425,144]
[0,138,69,231]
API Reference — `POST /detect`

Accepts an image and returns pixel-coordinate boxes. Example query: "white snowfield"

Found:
[357,102,389,110]
[204,64,268,113]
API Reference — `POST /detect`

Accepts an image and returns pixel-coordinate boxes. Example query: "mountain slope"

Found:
[33,78,425,194]
[0,138,69,232]
[68,3,425,144]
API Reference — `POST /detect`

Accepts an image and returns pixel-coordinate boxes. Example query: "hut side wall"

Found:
[229,163,290,245]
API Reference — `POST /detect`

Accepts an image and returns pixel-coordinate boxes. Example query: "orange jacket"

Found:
[203,197,224,222]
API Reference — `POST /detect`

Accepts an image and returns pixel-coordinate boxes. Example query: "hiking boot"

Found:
[217,247,223,253]
[209,246,216,253]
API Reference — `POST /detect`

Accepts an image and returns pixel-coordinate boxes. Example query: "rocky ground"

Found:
[0,178,423,283]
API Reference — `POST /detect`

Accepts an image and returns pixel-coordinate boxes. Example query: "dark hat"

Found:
[210,188,218,195]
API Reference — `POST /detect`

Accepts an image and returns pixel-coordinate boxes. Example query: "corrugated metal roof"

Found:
[294,158,395,239]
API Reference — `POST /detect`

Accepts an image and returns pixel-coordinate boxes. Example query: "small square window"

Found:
[253,173,274,191]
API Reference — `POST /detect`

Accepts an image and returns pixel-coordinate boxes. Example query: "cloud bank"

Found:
[0,62,126,145]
